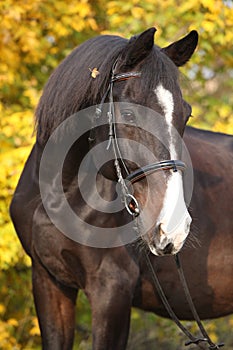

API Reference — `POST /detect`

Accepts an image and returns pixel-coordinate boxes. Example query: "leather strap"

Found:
[111,72,141,83]
[126,160,186,184]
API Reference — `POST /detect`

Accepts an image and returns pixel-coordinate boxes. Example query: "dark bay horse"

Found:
[10,28,233,349]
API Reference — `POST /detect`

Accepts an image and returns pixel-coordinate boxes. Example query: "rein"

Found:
[144,252,224,349]
[89,64,224,349]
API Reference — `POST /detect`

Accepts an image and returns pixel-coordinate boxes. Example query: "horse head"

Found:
[91,28,198,255]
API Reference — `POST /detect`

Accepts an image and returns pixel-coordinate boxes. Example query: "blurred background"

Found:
[0,0,232,349]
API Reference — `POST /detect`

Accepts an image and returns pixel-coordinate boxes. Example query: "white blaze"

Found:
[154,84,176,158]
[153,84,191,253]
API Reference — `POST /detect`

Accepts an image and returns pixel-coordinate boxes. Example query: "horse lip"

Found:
[148,236,184,256]
[149,244,180,256]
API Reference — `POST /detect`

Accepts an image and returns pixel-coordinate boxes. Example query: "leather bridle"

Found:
[89,67,186,217]
[88,64,224,349]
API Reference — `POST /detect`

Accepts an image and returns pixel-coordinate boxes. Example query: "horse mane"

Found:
[35,34,178,144]
[35,35,127,144]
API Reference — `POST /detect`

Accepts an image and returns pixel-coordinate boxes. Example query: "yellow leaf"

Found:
[7,319,18,327]
[29,317,40,336]
[89,68,100,79]
[0,304,6,315]
[202,20,215,32]
[131,7,144,19]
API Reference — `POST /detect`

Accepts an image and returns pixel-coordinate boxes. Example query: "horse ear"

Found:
[161,30,198,67]
[118,27,156,68]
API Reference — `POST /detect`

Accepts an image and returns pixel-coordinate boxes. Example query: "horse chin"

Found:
[148,241,184,256]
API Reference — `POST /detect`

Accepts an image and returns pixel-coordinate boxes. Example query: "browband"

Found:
[111,72,141,83]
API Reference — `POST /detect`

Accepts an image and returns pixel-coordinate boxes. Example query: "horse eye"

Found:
[121,110,135,123]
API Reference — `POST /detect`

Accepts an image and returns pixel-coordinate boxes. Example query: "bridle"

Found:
[88,63,224,349]
[89,67,186,217]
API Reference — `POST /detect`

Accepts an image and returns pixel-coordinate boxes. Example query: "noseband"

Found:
[89,66,186,217]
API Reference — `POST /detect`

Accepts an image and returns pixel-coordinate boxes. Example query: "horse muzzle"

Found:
[148,213,192,256]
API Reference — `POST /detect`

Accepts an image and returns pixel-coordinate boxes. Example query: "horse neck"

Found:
[61,136,90,189]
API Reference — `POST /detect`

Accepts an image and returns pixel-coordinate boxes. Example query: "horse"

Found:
[10,27,233,350]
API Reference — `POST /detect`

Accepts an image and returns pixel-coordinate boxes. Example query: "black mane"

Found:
[35,34,178,144]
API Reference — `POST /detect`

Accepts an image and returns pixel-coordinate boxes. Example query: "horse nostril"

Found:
[162,242,174,255]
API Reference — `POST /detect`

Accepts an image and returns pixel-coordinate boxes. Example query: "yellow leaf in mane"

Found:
[89,68,100,79]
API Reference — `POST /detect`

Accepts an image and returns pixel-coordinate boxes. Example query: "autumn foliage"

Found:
[0,0,232,348]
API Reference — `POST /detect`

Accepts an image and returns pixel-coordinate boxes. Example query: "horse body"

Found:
[10,28,233,349]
